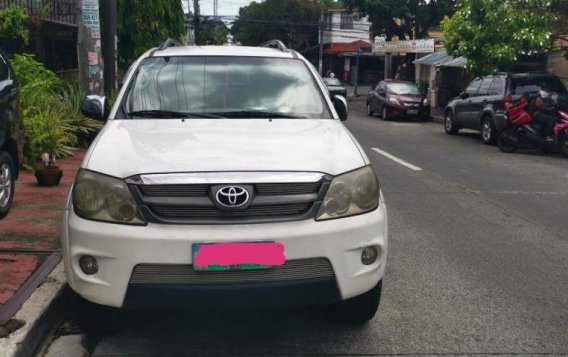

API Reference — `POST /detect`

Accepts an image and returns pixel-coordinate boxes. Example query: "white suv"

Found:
[63,40,388,331]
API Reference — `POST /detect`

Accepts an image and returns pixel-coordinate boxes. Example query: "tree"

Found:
[115,0,185,67]
[231,0,326,51]
[342,0,456,40]
[0,5,29,50]
[197,18,229,45]
[442,0,559,76]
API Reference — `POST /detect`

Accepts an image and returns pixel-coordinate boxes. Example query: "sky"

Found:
[182,0,255,17]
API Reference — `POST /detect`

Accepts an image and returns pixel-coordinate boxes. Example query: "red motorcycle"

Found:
[497,96,568,157]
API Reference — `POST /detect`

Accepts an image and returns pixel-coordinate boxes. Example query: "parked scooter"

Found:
[497,96,568,157]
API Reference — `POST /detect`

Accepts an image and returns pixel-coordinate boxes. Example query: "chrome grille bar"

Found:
[130,258,334,285]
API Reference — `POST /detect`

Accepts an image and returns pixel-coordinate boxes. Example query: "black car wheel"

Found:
[497,129,517,153]
[561,134,568,158]
[0,151,15,220]
[481,116,497,145]
[382,107,390,121]
[366,102,374,116]
[444,110,459,134]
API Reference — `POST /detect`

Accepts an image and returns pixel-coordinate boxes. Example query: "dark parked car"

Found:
[444,72,568,144]
[0,49,22,219]
[323,77,347,97]
[367,80,430,121]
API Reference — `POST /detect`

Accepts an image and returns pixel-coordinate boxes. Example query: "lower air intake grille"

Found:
[130,258,334,285]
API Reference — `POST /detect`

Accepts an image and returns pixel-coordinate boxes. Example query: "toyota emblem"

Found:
[215,186,250,207]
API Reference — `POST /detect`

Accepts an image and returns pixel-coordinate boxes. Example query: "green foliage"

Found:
[116,0,185,67]
[442,0,558,76]
[197,18,229,45]
[11,54,101,167]
[0,5,30,47]
[231,0,324,50]
[342,0,455,40]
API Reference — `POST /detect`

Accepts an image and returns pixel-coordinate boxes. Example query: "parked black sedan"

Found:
[323,77,347,98]
[367,80,430,121]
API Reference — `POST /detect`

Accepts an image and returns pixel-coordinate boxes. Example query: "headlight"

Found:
[72,170,146,225]
[316,166,380,221]
[423,99,429,106]
[388,97,400,106]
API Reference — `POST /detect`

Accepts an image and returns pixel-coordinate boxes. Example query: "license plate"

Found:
[192,242,285,271]
[407,109,419,115]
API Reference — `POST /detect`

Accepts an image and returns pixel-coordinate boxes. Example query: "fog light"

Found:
[79,255,98,275]
[361,246,378,265]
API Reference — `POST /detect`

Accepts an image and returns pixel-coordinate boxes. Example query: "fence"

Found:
[548,51,568,88]
[0,0,78,26]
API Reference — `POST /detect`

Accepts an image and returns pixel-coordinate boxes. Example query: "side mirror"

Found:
[459,92,469,100]
[81,95,109,121]
[333,95,348,121]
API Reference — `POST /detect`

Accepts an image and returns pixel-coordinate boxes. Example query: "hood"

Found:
[396,94,422,103]
[85,119,366,178]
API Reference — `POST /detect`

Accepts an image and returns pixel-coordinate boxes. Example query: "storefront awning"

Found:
[413,50,467,68]
[324,40,371,55]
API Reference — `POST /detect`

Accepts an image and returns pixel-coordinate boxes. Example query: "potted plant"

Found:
[23,96,76,187]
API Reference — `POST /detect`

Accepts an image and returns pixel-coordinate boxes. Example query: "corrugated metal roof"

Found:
[413,50,467,68]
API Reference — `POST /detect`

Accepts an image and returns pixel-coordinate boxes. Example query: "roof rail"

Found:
[260,40,288,52]
[158,38,183,51]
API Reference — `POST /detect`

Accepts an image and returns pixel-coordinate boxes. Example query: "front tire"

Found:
[72,291,120,335]
[444,111,459,134]
[481,117,497,145]
[560,134,568,158]
[497,131,517,153]
[0,152,15,220]
[366,103,374,116]
[382,107,390,121]
[330,280,382,323]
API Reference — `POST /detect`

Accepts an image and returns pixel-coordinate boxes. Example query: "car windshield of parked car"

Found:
[511,76,567,95]
[123,56,331,119]
[323,78,341,86]
[387,83,420,95]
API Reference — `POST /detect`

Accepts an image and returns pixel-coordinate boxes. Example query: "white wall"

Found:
[322,11,371,44]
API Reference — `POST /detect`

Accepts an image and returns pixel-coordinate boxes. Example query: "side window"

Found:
[465,78,482,96]
[0,55,9,81]
[478,77,494,96]
[489,77,504,95]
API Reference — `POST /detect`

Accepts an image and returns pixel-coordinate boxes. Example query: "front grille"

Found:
[139,184,209,197]
[151,203,311,219]
[130,258,334,285]
[256,182,321,195]
[131,179,328,224]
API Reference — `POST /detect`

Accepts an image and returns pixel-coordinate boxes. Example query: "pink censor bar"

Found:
[194,242,285,268]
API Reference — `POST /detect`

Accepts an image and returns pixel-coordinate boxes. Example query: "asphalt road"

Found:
[55,102,568,356]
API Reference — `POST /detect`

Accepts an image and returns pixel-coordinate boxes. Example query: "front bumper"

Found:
[62,196,388,308]
[388,104,430,118]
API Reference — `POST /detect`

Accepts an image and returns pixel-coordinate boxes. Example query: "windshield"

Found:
[122,56,331,119]
[387,83,421,95]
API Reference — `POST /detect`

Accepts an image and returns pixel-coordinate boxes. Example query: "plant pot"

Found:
[35,166,63,187]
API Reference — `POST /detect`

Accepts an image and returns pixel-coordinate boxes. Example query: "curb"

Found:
[0,263,67,357]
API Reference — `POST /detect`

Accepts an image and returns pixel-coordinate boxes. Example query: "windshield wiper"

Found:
[211,110,306,119]
[127,110,224,119]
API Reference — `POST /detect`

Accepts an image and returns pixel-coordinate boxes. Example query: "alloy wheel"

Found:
[445,114,452,132]
[382,107,387,120]
[482,121,492,142]
[0,163,12,208]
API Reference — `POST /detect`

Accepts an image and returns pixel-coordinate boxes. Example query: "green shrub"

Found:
[0,5,29,47]
[11,54,102,167]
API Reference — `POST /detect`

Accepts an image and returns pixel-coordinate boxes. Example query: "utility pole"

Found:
[193,0,200,45]
[77,0,103,94]
[102,0,117,95]
[354,48,361,96]
[318,9,324,76]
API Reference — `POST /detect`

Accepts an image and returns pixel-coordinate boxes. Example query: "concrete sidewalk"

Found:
[0,151,84,355]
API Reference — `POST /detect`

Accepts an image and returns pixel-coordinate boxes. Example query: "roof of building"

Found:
[413,50,467,68]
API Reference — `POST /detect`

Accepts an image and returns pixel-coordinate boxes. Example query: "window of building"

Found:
[324,13,333,31]
[340,12,353,30]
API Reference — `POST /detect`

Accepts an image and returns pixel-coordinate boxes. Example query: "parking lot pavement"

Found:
[51,105,568,356]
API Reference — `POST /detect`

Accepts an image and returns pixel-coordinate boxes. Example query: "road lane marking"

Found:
[371,147,423,171]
